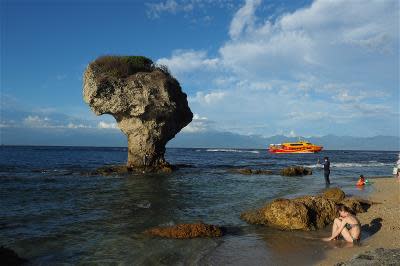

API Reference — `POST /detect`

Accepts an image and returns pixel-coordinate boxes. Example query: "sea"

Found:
[0,146,398,265]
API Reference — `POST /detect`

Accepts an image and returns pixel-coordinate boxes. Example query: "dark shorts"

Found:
[324,172,330,183]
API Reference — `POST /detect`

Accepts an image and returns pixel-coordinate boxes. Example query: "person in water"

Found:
[323,204,361,243]
[322,157,330,185]
[356,175,366,186]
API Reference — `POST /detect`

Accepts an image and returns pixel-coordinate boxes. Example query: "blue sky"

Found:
[1,0,399,145]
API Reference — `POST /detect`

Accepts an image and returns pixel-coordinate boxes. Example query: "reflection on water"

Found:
[0,147,396,265]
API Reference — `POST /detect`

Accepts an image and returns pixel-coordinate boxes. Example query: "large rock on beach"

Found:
[144,222,224,239]
[83,56,192,172]
[263,199,311,230]
[241,188,371,231]
[280,166,312,176]
[295,195,337,229]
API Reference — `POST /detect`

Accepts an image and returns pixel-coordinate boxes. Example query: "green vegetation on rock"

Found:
[90,55,155,79]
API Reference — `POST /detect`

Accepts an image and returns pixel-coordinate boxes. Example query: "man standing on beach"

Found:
[323,157,331,185]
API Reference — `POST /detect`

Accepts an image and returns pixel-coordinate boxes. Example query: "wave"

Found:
[306,162,393,168]
[205,149,260,154]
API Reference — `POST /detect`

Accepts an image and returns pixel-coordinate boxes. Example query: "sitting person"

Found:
[356,175,366,186]
[323,204,361,243]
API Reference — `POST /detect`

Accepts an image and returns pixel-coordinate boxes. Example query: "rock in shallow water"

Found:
[231,168,274,175]
[83,56,192,172]
[144,222,224,239]
[280,166,312,176]
[88,164,175,175]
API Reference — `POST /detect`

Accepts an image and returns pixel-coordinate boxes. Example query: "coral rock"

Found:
[144,222,224,239]
[340,197,370,213]
[322,187,346,202]
[241,188,370,231]
[264,199,312,230]
[232,168,274,175]
[280,166,312,176]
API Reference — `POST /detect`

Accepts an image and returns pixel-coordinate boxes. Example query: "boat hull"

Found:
[268,150,318,153]
[268,149,321,154]
[268,141,323,154]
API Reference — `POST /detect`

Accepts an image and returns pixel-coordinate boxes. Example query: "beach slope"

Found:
[318,177,400,265]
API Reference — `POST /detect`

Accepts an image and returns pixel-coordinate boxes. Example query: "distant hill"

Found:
[1,127,399,151]
[168,132,400,151]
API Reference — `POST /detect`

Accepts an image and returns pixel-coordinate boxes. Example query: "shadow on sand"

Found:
[361,217,383,238]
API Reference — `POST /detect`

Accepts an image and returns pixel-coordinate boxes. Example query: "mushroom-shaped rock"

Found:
[83,56,193,170]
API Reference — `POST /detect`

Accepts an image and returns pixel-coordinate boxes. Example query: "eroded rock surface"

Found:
[144,222,224,239]
[322,187,346,202]
[231,168,274,175]
[241,188,371,231]
[280,166,312,176]
[83,56,192,171]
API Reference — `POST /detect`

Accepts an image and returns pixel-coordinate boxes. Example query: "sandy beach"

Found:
[317,177,400,265]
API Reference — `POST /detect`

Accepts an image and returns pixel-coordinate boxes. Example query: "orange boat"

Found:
[268,140,323,154]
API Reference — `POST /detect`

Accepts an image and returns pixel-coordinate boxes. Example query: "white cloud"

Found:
[23,115,50,127]
[157,50,219,75]
[182,113,214,133]
[190,91,226,105]
[67,123,89,129]
[288,130,296,138]
[156,0,399,137]
[229,0,261,39]
[146,0,179,18]
[146,0,238,19]
[221,0,397,78]
[97,121,118,129]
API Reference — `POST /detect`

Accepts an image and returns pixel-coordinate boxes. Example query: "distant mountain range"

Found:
[1,127,399,151]
[168,131,400,151]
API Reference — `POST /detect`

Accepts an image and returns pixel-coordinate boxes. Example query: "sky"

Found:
[1,0,399,146]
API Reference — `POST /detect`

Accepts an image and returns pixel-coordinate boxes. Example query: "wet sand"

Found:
[317,177,400,265]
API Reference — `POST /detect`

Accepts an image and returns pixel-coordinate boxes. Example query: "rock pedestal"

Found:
[83,56,193,171]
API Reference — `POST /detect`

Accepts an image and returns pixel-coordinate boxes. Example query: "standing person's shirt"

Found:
[323,160,330,173]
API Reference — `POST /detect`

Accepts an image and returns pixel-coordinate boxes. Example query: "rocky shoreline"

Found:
[89,165,314,176]
[230,165,312,176]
